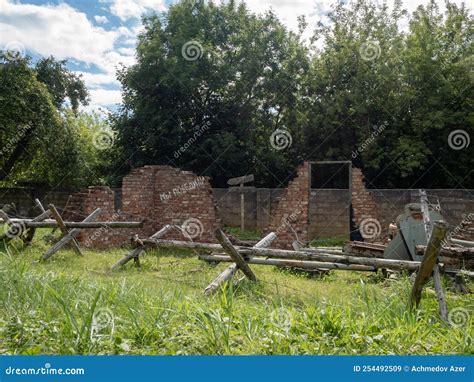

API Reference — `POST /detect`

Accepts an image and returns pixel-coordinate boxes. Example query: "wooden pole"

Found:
[215,229,256,281]
[43,208,101,260]
[110,225,173,270]
[0,220,143,228]
[419,190,448,321]
[35,198,46,213]
[199,254,375,272]
[49,204,83,257]
[409,221,449,310]
[23,207,51,245]
[204,232,276,294]
[143,238,431,272]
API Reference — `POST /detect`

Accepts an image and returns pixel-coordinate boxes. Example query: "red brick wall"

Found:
[265,162,310,249]
[351,168,381,240]
[66,166,222,248]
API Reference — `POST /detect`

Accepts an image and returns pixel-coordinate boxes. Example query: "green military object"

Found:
[384,203,443,262]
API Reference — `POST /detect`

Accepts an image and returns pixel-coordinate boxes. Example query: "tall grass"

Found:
[0,234,472,355]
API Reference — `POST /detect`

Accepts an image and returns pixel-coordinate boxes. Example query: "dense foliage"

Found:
[0,55,108,188]
[112,0,473,188]
[1,0,472,189]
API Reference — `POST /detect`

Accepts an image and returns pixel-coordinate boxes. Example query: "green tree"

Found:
[112,0,309,186]
[0,54,104,187]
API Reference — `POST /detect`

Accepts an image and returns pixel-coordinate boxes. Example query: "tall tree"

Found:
[112,0,309,186]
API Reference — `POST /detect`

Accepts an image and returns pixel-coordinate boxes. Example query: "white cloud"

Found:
[89,88,122,105]
[94,15,109,24]
[0,0,135,110]
[104,0,167,21]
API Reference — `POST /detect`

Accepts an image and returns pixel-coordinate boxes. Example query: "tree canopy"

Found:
[111,0,473,188]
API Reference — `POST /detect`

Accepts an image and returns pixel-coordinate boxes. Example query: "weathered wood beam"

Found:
[204,232,276,295]
[419,191,448,321]
[23,207,51,245]
[215,229,256,282]
[49,204,83,257]
[409,221,449,310]
[42,208,101,260]
[110,225,173,270]
[199,254,375,272]
[0,220,143,229]
[35,198,46,213]
[144,238,430,272]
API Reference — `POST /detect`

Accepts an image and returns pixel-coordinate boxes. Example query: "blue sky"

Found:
[1,0,471,113]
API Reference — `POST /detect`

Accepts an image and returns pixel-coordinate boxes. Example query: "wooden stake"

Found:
[110,225,172,270]
[199,254,375,272]
[49,204,83,256]
[23,208,51,245]
[409,221,448,310]
[214,229,256,281]
[205,232,276,294]
[419,190,448,321]
[43,208,101,260]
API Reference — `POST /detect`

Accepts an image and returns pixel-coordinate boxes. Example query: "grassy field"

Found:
[0,230,472,355]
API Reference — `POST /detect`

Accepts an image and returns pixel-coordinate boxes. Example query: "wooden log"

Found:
[110,225,172,270]
[0,220,143,228]
[43,208,101,260]
[199,254,375,272]
[409,221,449,310]
[144,238,429,271]
[450,238,474,248]
[204,232,276,295]
[49,204,83,257]
[214,229,256,281]
[23,208,51,245]
[35,198,46,213]
[419,191,448,321]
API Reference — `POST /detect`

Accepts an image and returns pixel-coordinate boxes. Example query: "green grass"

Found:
[0,230,472,355]
[224,226,261,241]
[310,236,348,248]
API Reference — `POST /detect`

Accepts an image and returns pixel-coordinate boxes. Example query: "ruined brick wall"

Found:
[265,162,310,249]
[65,166,222,248]
[63,186,138,249]
[351,168,381,240]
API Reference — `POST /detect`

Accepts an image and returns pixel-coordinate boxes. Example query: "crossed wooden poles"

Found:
[1,202,141,261]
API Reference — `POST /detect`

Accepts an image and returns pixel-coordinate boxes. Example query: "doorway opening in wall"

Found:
[309,161,352,245]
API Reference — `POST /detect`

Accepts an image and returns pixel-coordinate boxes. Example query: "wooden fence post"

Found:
[419,190,448,321]
[110,225,173,270]
[43,208,101,260]
[409,220,448,310]
[204,232,276,294]
[214,229,257,282]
